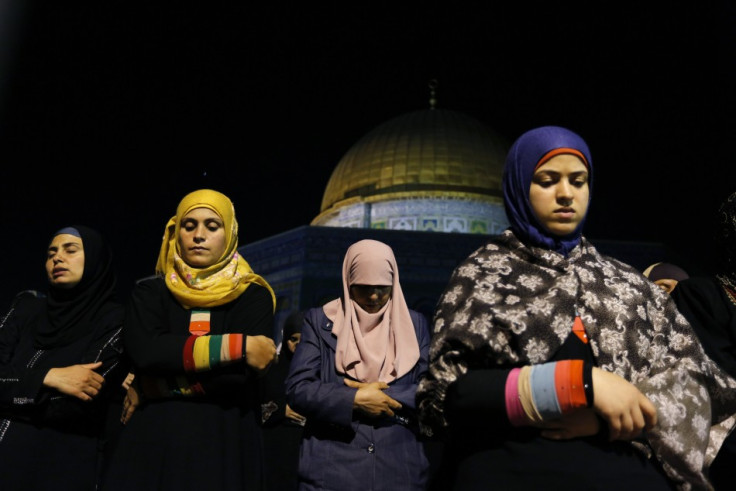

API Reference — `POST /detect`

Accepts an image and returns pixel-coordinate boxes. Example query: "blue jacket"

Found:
[285,306,430,491]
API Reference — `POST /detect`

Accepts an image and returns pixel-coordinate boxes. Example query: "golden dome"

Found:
[318,108,509,215]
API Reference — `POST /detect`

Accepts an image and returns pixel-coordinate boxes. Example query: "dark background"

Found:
[1,3,735,304]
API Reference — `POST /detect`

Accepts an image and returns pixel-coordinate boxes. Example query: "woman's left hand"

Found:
[121,383,141,425]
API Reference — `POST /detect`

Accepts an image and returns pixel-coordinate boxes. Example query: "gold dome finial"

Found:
[429,79,438,110]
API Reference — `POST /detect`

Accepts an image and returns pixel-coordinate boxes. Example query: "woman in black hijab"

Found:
[0,225,127,490]
[261,310,306,490]
[671,191,736,489]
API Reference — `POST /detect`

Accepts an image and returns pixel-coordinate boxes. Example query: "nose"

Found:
[193,225,207,242]
[556,180,573,203]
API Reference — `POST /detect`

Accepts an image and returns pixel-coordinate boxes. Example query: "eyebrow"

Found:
[48,241,82,251]
[534,169,588,174]
[533,170,588,178]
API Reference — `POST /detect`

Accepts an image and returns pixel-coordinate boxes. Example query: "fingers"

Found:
[592,367,659,441]
[343,379,389,390]
[607,405,649,441]
[121,399,136,424]
[122,372,135,390]
[639,393,658,430]
[245,335,278,372]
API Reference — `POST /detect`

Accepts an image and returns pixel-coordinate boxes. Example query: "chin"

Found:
[184,257,213,268]
[546,222,580,237]
[51,280,78,289]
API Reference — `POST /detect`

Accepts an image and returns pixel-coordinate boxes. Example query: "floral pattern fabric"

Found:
[417,229,736,490]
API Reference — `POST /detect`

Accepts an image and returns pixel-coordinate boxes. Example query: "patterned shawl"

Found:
[417,230,736,490]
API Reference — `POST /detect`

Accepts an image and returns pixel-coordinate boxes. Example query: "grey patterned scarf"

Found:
[417,230,736,490]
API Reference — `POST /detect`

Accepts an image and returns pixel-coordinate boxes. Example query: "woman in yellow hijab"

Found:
[104,189,278,490]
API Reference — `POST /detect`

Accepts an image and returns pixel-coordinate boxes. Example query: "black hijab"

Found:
[33,225,120,349]
[281,310,303,360]
[716,191,736,289]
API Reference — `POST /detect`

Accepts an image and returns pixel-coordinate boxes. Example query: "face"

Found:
[178,207,227,268]
[46,234,85,289]
[654,278,679,295]
[286,332,301,354]
[529,154,589,237]
[349,285,392,313]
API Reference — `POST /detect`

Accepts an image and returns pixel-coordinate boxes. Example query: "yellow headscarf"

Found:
[155,189,276,310]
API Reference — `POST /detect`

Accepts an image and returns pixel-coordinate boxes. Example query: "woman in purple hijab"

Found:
[417,126,736,490]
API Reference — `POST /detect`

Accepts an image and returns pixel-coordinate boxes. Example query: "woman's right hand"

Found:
[43,361,105,401]
[245,335,277,373]
[345,379,402,418]
[591,367,657,440]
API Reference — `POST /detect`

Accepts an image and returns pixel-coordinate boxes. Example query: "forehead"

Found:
[350,285,392,292]
[182,207,221,221]
[535,153,588,173]
[49,234,83,249]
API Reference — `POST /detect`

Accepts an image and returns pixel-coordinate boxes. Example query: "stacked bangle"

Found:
[505,360,594,425]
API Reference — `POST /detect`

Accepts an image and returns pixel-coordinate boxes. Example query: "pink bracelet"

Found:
[505,368,529,426]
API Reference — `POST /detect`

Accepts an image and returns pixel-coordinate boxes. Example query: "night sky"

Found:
[2,3,735,304]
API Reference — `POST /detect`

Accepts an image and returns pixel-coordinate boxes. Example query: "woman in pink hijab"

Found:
[286,239,430,490]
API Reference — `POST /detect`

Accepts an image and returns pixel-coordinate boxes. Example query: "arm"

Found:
[122,278,190,373]
[42,319,129,424]
[285,311,356,427]
[0,292,128,424]
[124,280,275,399]
[381,310,430,410]
[45,305,128,403]
[331,311,432,421]
[124,279,274,375]
[0,292,50,408]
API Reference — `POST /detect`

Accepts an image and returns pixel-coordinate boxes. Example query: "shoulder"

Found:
[0,291,46,331]
[579,239,644,277]
[408,309,430,337]
[12,289,45,302]
[236,282,274,308]
[131,275,166,294]
[128,275,169,303]
[5,289,45,312]
[672,276,724,303]
[409,309,428,326]
[303,306,328,324]
[677,275,719,292]
[133,274,164,288]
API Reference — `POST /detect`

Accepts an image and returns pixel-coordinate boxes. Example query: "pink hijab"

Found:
[323,239,420,383]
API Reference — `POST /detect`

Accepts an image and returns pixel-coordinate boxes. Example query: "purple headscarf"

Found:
[502,125,593,256]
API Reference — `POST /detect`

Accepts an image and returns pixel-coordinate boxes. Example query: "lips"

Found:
[554,208,575,220]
